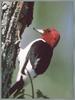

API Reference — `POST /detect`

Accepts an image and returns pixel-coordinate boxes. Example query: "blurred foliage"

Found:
[9,88,50,99]
[9,70,50,99]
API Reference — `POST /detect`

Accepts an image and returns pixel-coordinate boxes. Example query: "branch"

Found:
[1,1,34,98]
[26,69,35,98]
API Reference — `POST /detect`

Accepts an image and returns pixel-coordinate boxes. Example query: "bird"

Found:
[8,27,60,97]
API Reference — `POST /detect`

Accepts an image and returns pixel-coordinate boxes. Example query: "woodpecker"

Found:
[8,27,60,96]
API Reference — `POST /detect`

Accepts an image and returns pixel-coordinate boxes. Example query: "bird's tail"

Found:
[7,76,24,97]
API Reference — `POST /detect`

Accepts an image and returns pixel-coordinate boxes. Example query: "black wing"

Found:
[29,40,53,75]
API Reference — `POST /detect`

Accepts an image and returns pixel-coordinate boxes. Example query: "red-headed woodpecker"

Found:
[8,27,60,96]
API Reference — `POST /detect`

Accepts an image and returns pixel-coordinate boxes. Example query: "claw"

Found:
[15,39,21,44]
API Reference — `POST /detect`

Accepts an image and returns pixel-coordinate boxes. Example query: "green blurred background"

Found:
[12,1,73,98]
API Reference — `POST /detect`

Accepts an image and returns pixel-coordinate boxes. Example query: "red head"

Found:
[33,27,60,48]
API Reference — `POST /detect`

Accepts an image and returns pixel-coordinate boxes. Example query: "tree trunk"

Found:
[1,1,34,98]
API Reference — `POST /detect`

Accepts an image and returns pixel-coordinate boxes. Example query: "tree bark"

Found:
[1,1,34,98]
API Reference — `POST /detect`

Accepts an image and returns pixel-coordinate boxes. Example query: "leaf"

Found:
[36,89,50,99]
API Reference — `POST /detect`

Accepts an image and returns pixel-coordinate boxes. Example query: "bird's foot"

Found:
[15,39,21,45]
